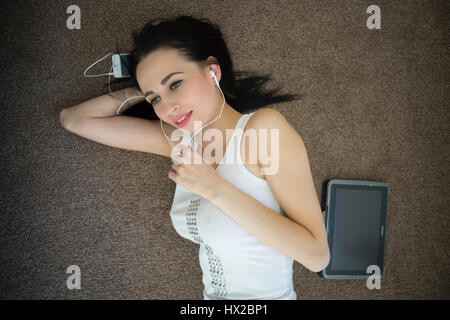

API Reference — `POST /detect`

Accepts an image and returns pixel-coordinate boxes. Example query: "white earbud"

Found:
[210,70,220,87]
[160,68,226,155]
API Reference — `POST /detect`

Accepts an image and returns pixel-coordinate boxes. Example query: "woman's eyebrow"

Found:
[144,72,183,98]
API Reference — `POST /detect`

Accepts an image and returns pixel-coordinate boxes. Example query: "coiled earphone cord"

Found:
[83,52,146,114]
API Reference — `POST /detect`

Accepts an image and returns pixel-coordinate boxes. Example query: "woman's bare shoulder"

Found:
[246,107,286,130]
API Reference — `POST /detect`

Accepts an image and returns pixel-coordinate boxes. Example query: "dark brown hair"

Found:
[110,15,303,120]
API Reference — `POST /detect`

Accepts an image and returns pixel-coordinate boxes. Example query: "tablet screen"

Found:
[327,184,387,275]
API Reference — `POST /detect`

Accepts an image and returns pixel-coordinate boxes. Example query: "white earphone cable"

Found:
[83,52,145,110]
[160,71,225,151]
[115,95,145,115]
[83,54,224,141]
[83,52,114,78]
[108,64,113,93]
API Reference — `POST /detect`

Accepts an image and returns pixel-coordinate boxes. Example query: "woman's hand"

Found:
[168,144,225,200]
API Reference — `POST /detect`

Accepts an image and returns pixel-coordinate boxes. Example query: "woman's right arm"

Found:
[59,88,172,157]
[60,87,144,123]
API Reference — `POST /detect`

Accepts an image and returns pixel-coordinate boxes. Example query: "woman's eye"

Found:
[150,80,183,105]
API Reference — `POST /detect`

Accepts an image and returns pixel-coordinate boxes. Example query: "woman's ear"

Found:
[205,56,221,81]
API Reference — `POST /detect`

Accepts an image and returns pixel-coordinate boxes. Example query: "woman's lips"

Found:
[175,111,192,127]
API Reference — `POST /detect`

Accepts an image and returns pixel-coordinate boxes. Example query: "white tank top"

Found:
[169,111,297,300]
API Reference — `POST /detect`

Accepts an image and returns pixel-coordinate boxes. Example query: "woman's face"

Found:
[136,48,221,135]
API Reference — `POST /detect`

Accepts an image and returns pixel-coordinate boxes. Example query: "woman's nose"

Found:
[164,103,181,120]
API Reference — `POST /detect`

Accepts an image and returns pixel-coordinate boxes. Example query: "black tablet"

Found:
[321,179,390,279]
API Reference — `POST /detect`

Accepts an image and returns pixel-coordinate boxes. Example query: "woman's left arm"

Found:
[208,180,329,273]
[206,108,330,273]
